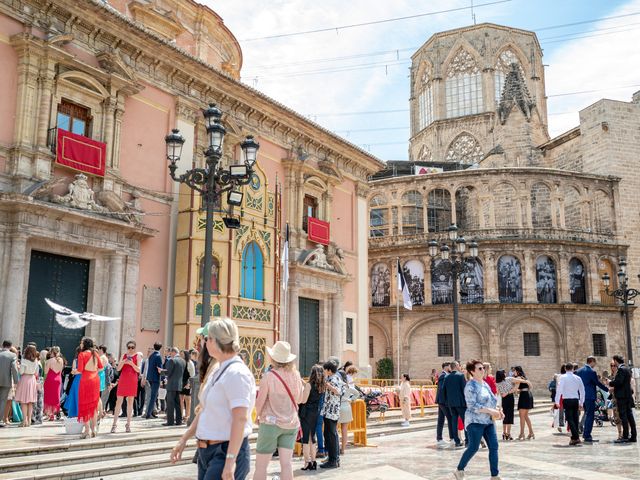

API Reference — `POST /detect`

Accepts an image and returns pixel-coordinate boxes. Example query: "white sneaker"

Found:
[401,421,410,427]
[436,439,449,448]
[453,470,465,479]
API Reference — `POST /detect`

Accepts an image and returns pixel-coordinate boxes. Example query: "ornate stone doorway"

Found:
[299,297,320,374]
[23,251,89,359]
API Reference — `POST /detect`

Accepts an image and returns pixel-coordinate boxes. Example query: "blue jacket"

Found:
[436,370,448,404]
[442,370,467,408]
[146,350,163,383]
[575,365,607,401]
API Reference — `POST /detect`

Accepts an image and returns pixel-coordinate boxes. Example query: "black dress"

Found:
[300,383,321,443]
[517,379,534,410]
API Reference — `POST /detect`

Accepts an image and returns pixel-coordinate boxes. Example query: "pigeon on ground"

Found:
[44,298,120,329]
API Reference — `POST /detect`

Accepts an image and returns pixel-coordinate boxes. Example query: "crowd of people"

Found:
[431,355,637,480]
[0,338,200,438]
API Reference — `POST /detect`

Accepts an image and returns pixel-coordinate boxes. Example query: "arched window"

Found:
[461,258,484,304]
[369,195,388,237]
[198,256,220,294]
[445,49,483,118]
[401,190,423,235]
[445,133,483,165]
[598,258,616,305]
[493,183,518,227]
[494,49,524,105]
[403,260,425,306]
[418,67,434,130]
[427,189,451,233]
[536,256,557,304]
[431,258,453,305]
[593,190,614,234]
[563,186,582,230]
[371,263,391,307]
[455,186,478,231]
[531,182,552,228]
[241,242,264,300]
[569,258,587,304]
[497,255,522,303]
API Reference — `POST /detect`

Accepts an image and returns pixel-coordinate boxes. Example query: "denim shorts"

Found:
[197,437,250,480]
[255,423,298,454]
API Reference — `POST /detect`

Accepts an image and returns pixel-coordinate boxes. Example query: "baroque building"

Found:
[368,24,635,389]
[0,0,382,373]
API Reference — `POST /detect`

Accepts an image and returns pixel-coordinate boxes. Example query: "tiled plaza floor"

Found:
[94,412,639,479]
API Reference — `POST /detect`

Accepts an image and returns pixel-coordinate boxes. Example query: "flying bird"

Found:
[44,298,120,329]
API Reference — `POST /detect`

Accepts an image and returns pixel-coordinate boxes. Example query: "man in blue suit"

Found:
[435,362,454,447]
[442,360,467,448]
[575,356,608,442]
[144,342,163,419]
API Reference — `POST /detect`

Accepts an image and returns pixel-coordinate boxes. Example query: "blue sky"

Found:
[207,0,639,160]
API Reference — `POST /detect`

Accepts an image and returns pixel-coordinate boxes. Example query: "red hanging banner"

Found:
[308,217,330,245]
[56,129,106,177]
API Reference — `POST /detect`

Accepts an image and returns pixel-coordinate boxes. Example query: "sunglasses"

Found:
[127,346,135,349]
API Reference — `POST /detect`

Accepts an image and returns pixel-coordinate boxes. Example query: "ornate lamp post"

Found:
[602,258,637,366]
[165,104,260,327]
[428,224,479,361]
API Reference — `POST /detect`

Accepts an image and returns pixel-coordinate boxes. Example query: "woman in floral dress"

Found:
[319,361,345,470]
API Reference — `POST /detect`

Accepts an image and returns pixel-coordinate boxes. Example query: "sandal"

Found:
[125,423,131,433]
[80,431,90,439]
[111,424,117,433]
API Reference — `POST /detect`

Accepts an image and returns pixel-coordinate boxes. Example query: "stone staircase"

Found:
[0,402,553,479]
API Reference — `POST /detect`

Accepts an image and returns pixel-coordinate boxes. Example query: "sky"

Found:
[205,0,640,161]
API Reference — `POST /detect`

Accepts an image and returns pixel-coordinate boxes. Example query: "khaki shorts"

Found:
[255,423,298,454]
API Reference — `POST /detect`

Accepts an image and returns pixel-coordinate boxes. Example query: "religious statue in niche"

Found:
[52,173,104,212]
[371,263,390,307]
[198,256,220,294]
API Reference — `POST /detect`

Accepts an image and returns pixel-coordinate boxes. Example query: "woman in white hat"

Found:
[253,341,304,480]
[170,318,255,480]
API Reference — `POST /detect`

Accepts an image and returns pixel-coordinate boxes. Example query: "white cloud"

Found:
[544,0,640,137]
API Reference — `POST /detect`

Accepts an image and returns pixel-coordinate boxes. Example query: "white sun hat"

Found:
[266,341,297,364]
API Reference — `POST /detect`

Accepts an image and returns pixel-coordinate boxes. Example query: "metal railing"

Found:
[46,127,57,154]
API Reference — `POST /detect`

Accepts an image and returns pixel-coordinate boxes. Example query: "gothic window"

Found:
[593,190,614,234]
[445,133,483,165]
[455,186,478,231]
[497,255,523,303]
[198,256,220,294]
[418,67,434,130]
[535,256,557,304]
[403,260,425,306]
[445,49,483,118]
[461,258,484,304]
[493,183,518,227]
[531,182,552,228]
[371,263,391,307]
[240,241,264,300]
[427,189,452,233]
[494,49,524,105]
[369,195,388,237]
[401,190,424,235]
[57,99,92,136]
[569,258,587,304]
[563,186,582,230]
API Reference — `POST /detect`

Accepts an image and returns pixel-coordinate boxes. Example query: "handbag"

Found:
[270,370,303,442]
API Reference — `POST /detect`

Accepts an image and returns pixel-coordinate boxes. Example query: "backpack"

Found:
[547,378,556,392]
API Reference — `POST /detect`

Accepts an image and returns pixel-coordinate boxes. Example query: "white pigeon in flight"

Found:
[44,298,120,329]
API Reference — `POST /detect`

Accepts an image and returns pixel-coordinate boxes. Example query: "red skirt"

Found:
[77,371,101,423]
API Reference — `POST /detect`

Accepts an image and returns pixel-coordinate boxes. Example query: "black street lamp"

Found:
[165,104,259,327]
[428,224,479,361]
[602,257,637,366]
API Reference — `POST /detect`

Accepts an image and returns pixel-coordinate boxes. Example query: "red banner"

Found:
[56,129,106,177]
[308,217,330,245]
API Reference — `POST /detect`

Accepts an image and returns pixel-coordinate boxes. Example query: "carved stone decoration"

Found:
[326,242,347,274]
[46,33,74,46]
[300,244,335,271]
[97,189,144,224]
[417,145,432,161]
[317,158,343,182]
[97,50,137,82]
[498,63,536,124]
[24,177,67,201]
[445,133,483,164]
[51,174,105,212]
[447,49,479,77]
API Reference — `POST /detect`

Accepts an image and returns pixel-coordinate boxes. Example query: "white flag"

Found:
[281,224,289,291]
[397,259,412,310]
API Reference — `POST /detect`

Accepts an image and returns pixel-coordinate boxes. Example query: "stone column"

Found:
[482,252,498,303]
[523,252,536,303]
[102,97,117,168]
[587,253,600,304]
[36,65,55,147]
[331,293,344,358]
[1,235,28,344]
[105,254,125,357]
[557,253,570,303]
[287,286,300,360]
[424,257,433,305]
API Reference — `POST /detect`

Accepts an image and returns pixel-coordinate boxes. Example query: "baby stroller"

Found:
[354,386,389,418]
[594,391,608,427]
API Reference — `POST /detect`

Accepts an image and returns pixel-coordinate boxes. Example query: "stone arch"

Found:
[369,194,389,237]
[58,71,110,98]
[455,185,479,231]
[492,182,518,227]
[562,185,583,230]
[369,193,387,206]
[304,175,328,191]
[405,316,484,378]
[493,45,528,103]
[531,182,552,228]
[593,189,614,234]
[427,188,452,233]
[494,44,529,76]
[445,132,483,164]
[369,319,391,362]
[442,40,483,77]
[502,314,562,389]
[401,189,424,235]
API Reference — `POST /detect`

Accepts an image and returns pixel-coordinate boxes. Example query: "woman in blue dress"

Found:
[64,348,81,418]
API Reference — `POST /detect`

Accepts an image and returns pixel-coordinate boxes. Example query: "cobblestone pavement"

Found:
[94,411,639,479]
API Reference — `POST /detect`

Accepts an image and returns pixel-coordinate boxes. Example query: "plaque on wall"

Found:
[141,285,162,332]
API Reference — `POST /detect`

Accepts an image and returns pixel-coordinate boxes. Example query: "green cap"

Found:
[196,322,210,336]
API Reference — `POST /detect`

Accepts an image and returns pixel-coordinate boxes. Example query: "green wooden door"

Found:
[24,251,90,361]
[298,297,320,376]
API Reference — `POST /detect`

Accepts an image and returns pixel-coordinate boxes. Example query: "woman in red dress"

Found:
[111,340,141,433]
[77,337,103,439]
